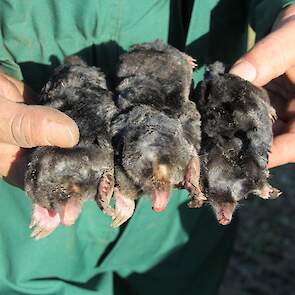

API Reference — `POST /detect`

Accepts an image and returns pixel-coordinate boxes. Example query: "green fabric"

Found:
[0,180,236,295]
[0,0,293,294]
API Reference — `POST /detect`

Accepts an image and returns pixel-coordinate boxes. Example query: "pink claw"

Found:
[111,188,135,228]
[30,204,61,240]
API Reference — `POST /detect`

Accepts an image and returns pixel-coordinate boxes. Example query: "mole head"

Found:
[205,159,249,225]
[122,125,186,212]
[125,145,175,212]
[207,179,247,225]
[209,198,238,225]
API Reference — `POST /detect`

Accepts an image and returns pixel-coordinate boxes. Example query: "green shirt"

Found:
[0,1,293,294]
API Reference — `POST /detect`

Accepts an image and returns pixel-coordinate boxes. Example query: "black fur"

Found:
[112,105,195,192]
[113,40,201,199]
[195,62,276,208]
[25,57,117,211]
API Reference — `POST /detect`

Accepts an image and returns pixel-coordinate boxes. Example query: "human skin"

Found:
[0,72,79,187]
[230,4,295,168]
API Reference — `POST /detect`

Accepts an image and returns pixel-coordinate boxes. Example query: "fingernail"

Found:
[46,122,78,147]
[230,60,257,82]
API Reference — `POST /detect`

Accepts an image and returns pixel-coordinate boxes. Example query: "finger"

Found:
[268,133,295,168]
[286,64,295,84]
[272,4,295,31]
[0,73,24,102]
[0,72,39,104]
[0,98,79,148]
[230,12,295,86]
[0,142,30,188]
[0,143,22,177]
[1,73,37,104]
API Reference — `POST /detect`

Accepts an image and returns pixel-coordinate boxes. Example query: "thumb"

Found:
[230,9,295,86]
[0,98,79,148]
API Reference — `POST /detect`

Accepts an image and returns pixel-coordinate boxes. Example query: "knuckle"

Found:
[10,109,35,147]
[267,35,287,77]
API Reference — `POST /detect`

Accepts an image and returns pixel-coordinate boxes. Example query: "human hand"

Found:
[0,72,79,187]
[230,4,295,168]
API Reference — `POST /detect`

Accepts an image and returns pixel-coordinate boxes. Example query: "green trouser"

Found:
[0,1,293,294]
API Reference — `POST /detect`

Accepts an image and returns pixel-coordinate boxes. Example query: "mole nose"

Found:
[151,189,170,213]
[218,216,231,225]
[152,206,165,213]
